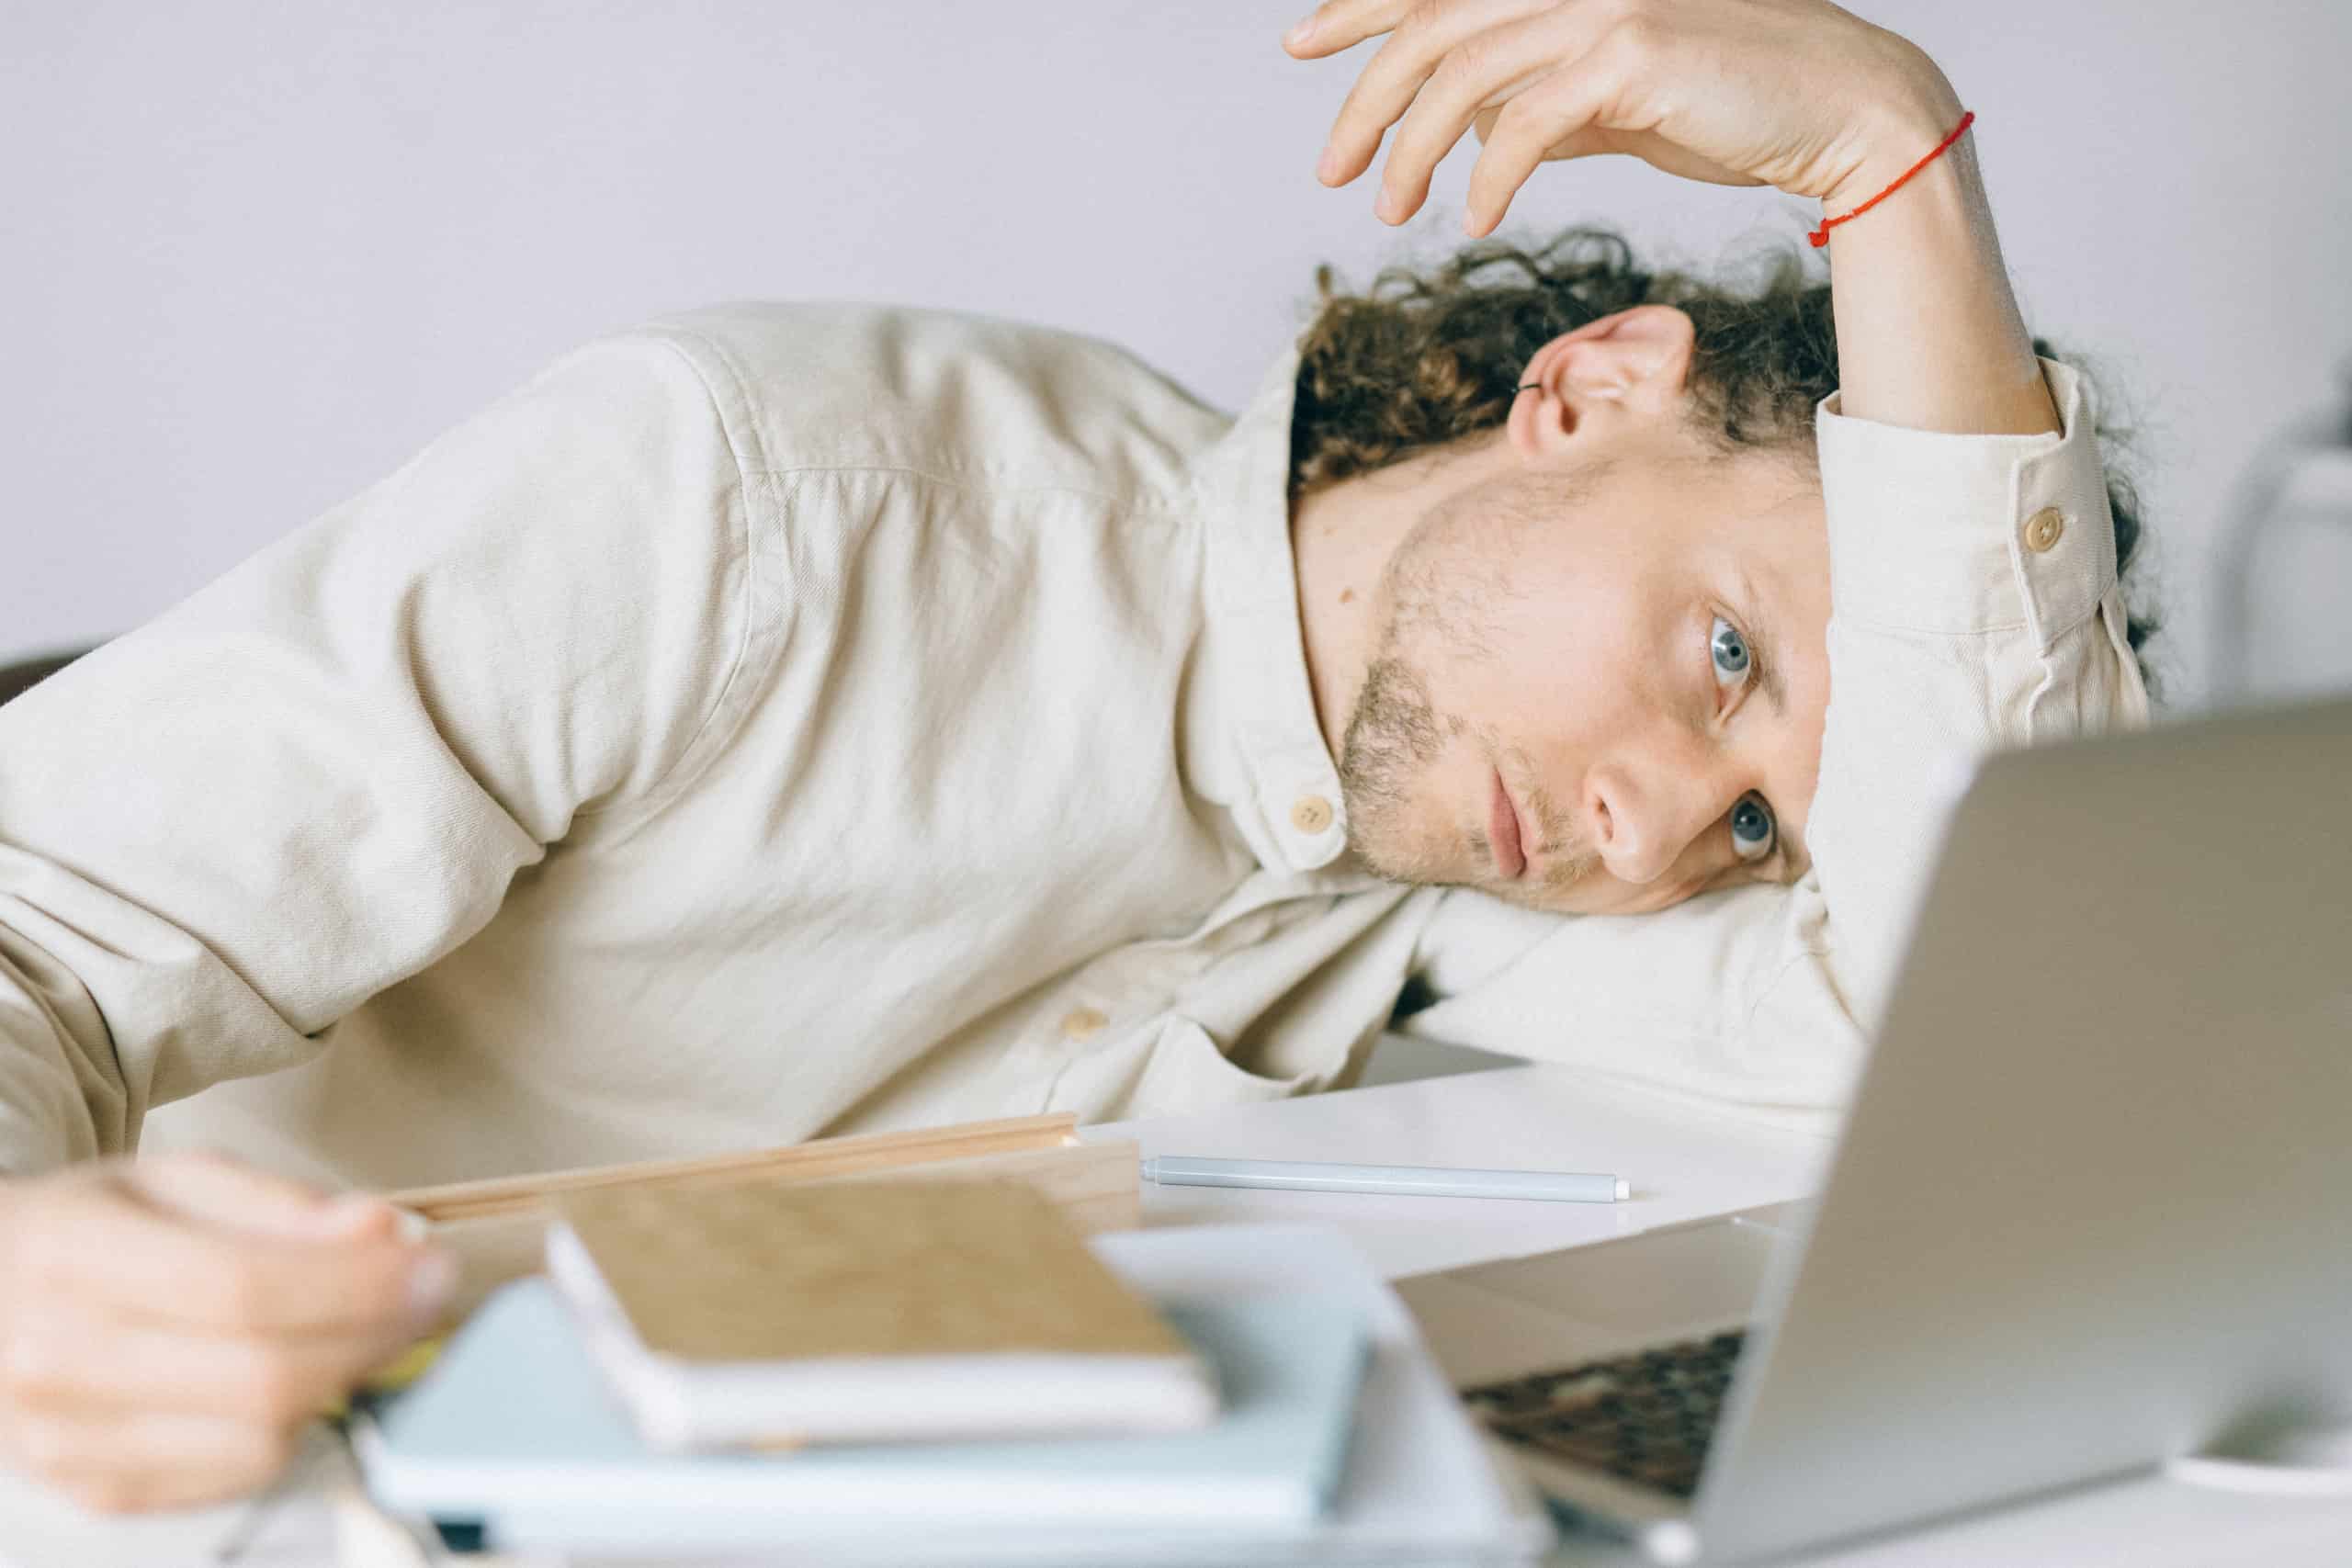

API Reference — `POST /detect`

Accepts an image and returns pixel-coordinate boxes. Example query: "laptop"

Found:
[1396,696,2352,1563]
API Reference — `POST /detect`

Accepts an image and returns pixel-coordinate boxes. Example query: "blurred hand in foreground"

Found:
[0,1152,452,1513]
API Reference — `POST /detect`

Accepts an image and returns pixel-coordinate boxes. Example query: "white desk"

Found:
[6,1062,2349,1566]
[1091,1060,1834,1278]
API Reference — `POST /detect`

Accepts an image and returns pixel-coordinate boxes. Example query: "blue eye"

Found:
[1730,792,1776,862]
[1710,615,1751,689]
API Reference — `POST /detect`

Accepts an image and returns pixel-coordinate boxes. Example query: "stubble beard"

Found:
[1337,635,1604,904]
[1337,649,1453,885]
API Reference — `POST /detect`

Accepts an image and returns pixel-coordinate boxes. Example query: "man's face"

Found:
[1337,433,1832,916]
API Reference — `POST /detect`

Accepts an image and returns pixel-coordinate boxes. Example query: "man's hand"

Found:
[0,1153,454,1513]
[1288,0,2052,435]
[1283,0,1957,239]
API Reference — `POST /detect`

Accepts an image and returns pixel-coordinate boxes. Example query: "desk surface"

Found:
[1090,1062,1834,1280]
[5,1063,2348,1567]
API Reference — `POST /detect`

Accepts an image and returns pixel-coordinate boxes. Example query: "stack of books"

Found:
[355,1181,1552,1565]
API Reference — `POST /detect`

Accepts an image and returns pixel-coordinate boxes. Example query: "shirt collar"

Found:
[1180,335,1358,877]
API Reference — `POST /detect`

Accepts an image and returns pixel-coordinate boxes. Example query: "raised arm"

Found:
[1813,80,2054,438]
[1286,0,2052,436]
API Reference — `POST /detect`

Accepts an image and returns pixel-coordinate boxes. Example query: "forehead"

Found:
[1547,444,1828,598]
[1613,440,1824,533]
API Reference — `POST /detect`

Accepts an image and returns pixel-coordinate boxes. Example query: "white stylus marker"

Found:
[1140,1156,1628,1203]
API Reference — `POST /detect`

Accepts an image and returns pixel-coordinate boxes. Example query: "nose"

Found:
[1582,757,1721,886]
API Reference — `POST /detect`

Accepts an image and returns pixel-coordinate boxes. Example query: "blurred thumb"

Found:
[125,1153,396,1242]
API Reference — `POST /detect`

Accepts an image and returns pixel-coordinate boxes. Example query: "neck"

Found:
[1288,432,1503,763]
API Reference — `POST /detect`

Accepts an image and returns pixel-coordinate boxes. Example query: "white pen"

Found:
[1140,1156,1628,1203]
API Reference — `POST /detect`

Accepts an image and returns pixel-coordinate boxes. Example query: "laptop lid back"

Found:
[1693,697,2352,1562]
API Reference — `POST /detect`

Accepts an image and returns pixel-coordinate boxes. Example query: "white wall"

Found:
[6,1,2350,706]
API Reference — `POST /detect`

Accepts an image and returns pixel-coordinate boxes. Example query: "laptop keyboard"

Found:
[1459,1329,1747,1500]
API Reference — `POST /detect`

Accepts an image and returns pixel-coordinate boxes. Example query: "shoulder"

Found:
[616,302,1233,506]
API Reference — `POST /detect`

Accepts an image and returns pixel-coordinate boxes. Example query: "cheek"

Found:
[1436,589,1643,761]
[1376,519,1658,793]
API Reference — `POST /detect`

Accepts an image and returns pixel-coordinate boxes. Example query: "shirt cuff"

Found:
[1814,356,2118,650]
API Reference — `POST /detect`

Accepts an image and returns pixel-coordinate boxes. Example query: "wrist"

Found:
[1823,51,1969,215]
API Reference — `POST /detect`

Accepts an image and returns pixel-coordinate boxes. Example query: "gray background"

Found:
[6,1,2350,706]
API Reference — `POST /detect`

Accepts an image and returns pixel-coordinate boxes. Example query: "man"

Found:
[0,0,2149,1513]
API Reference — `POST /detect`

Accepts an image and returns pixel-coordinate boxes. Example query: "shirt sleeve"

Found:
[1400,356,2152,1115]
[0,328,759,1175]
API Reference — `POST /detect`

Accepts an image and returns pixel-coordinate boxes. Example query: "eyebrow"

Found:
[1736,569,1788,718]
[1730,568,1802,883]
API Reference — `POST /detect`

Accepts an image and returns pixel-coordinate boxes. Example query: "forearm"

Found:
[1824,56,2059,437]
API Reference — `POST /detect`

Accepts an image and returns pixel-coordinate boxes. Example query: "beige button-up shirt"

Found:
[0,305,2149,1187]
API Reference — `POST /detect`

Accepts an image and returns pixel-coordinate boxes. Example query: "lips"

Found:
[1488,771,1527,881]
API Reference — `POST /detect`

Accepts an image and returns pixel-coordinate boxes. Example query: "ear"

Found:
[1509,304,1696,458]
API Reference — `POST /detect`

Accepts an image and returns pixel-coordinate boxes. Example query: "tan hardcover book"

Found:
[545,1179,1216,1450]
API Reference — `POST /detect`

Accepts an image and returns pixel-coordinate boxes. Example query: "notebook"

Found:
[359,1279,1367,1540]
[546,1180,1214,1449]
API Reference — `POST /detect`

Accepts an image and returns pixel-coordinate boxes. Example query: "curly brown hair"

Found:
[1288,226,2158,685]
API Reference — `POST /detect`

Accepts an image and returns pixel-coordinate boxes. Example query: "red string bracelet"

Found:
[1808,110,1974,247]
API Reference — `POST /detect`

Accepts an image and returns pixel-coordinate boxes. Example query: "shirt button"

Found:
[1290,794,1335,834]
[2023,507,2066,553]
[1059,1007,1109,1043]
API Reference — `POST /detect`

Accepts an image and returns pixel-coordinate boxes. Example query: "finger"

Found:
[1282,0,1413,59]
[1475,104,1765,189]
[0,1406,296,1515]
[1317,0,1547,187]
[2,1300,416,1426]
[1464,53,1624,236]
[127,1152,399,1243]
[1376,5,1616,223]
[19,1179,450,1337]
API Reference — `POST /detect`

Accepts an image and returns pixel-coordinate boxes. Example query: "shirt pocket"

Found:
[1125,1015,1311,1118]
